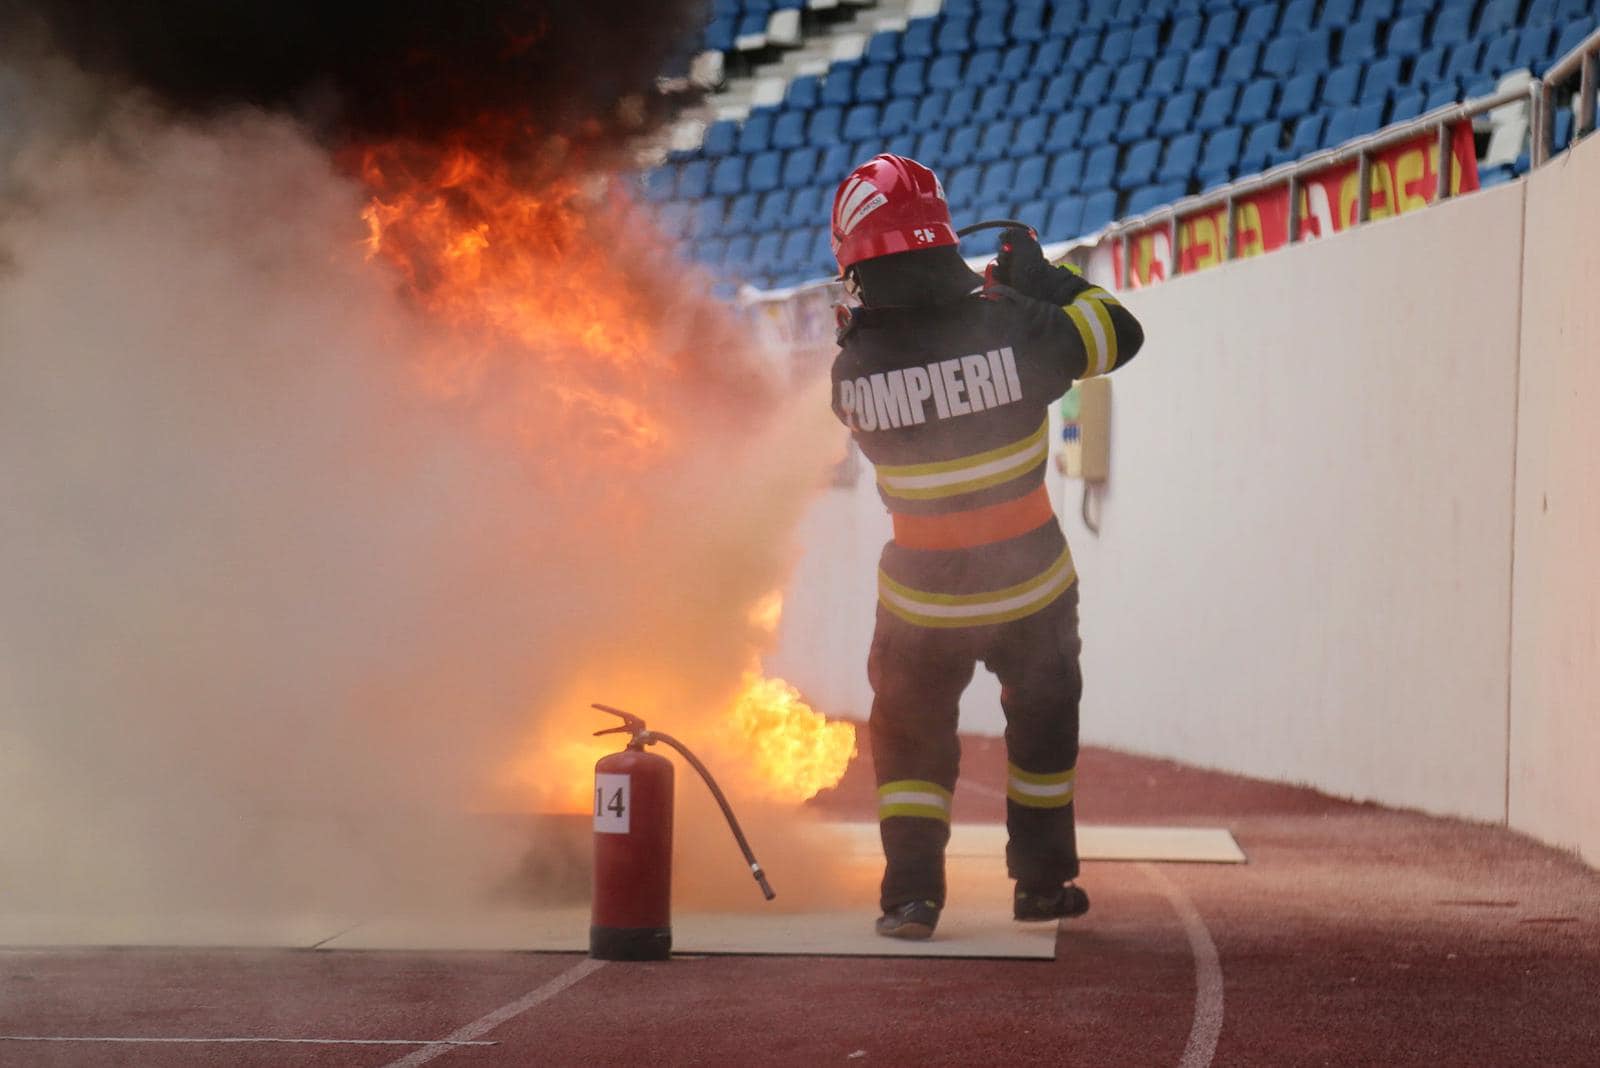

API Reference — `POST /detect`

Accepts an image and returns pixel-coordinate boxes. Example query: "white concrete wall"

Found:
[772,167,1599,857]
[1508,132,1600,867]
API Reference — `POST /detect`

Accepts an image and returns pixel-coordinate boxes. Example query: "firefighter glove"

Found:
[993,226,1092,306]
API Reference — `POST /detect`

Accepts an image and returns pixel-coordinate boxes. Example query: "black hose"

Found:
[956,218,1034,238]
[645,730,777,902]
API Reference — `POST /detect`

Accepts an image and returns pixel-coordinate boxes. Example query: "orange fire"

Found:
[354,132,855,812]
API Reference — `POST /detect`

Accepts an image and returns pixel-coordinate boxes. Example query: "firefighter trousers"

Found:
[868,585,1083,911]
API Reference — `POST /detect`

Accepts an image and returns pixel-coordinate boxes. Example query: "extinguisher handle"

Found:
[592,703,648,741]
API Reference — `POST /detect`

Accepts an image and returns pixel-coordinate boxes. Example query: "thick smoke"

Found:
[0,4,855,925]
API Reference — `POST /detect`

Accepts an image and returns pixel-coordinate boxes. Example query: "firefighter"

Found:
[828,155,1145,939]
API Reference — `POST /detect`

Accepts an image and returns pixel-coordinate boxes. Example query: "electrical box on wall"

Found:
[1057,377,1110,482]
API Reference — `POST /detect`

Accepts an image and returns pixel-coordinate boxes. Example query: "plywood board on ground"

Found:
[828,821,1247,864]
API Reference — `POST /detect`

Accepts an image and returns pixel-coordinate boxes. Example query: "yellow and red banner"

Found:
[1112,122,1480,288]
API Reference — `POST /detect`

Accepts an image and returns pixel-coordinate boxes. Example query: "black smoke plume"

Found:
[1,0,709,143]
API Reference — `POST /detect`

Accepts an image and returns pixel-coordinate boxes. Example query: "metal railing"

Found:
[1095,23,1600,285]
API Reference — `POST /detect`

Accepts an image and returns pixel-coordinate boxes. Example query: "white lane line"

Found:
[0,1037,493,1047]
[383,956,608,1068]
[1140,862,1224,1068]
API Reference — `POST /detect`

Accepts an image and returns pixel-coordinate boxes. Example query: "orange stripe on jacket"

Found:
[890,484,1055,550]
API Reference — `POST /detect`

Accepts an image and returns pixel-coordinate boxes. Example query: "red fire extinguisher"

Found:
[589,704,775,962]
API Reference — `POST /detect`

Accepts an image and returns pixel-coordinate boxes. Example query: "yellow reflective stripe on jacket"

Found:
[1006,764,1076,809]
[877,779,953,822]
[874,419,1049,502]
[878,545,1076,629]
[1063,287,1121,378]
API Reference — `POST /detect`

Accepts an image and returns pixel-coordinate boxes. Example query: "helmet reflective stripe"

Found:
[835,176,887,236]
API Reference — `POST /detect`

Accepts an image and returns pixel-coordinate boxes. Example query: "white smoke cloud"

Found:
[0,56,848,922]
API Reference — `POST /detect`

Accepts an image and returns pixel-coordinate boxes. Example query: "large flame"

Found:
[354,133,855,813]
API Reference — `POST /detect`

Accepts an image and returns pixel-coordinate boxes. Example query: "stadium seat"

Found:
[723,193,759,235]
[1477,0,1520,36]
[1150,53,1187,94]
[641,166,676,202]
[1281,0,1317,36]
[1237,78,1279,124]
[1080,190,1119,234]
[754,189,790,231]
[1397,0,1435,13]
[945,87,980,127]
[1008,77,1045,117]
[1047,149,1086,193]
[1479,34,1516,80]
[937,16,973,54]
[1442,41,1483,83]
[1223,43,1261,84]
[1014,154,1048,200]
[1015,197,1050,232]
[945,125,981,167]
[976,121,1015,165]
[1319,0,1359,27]
[1110,61,1150,103]
[1082,143,1120,191]
[1043,196,1085,242]
[865,30,899,65]
[785,75,820,110]
[1100,27,1133,65]
[965,49,1003,86]
[1125,181,1186,215]
[1430,5,1471,48]
[1200,125,1245,175]
[1387,15,1425,56]
[1512,24,1556,72]
[890,59,925,98]
[1288,113,1328,156]
[841,104,878,143]
[1011,5,1046,42]
[1157,90,1200,137]
[703,120,739,158]
[822,64,857,107]
[975,84,1010,122]
[1388,88,1427,123]
[1238,120,1283,171]
[901,17,935,59]
[1203,10,1240,49]
[1159,132,1203,182]
[738,111,773,155]
[999,42,1034,84]
[946,163,982,206]
[1261,35,1298,78]
[1065,32,1101,70]
[1183,47,1222,90]
[914,91,950,131]
[1551,21,1593,69]
[1425,82,1462,110]
[1046,110,1086,152]
[1339,20,1381,66]
[1121,97,1161,143]
[1031,37,1068,75]
[1324,63,1363,107]
[1240,4,1279,42]
[1198,85,1239,131]
[1122,139,1162,188]
[1041,72,1077,113]
[1296,28,1335,70]
[1130,22,1162,60]
[1014,113,1049,156]
[678,159,711,200]
[1363,56,1403,100]
[694,198,726,237]
[815,146,853,187]
[772,110,807,151]
[1410,45,1448,86]
[1085,103,1123,145]
[975,12,1008,49]
[1078,66,1114,101]
[881,98,917,137]
[928,54,963,91]
[1326,101,1385,143]
[747,151,781,193]
[855,63,890,104]
[1356,0,1397,20]
[978,159,1015,204]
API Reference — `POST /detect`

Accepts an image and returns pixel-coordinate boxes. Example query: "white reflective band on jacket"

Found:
[1062,288,1124,380]
[1006,764,1076,809]
[874,419,1049,502]
[877,779,953,823]
[878,544,1076,629]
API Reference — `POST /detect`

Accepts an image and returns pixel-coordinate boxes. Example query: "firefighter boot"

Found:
[1013,881,1090,922]
[875,899,941,940]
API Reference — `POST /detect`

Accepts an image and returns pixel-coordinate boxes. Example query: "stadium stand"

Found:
[648,0,1600,291]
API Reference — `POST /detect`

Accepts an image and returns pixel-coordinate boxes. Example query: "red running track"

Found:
[2,738,1597,1067]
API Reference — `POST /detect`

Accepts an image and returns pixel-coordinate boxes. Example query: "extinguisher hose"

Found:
[647,731,777,902]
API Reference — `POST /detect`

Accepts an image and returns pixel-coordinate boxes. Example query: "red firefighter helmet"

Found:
[830,154,959,274]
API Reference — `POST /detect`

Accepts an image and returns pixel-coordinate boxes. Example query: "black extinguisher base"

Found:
[589,925,672,962]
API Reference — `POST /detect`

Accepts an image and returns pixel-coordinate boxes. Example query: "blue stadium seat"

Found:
[1288,113,1328,156]
[1223,43,1261,84]
[1031,37,1069,75]
[1125,182,1183,215]
[1513,25,1558,72]
[1554,108,1574,152]
[1110,61,1151,102]
[747,151,782,193]
[1065,32,1102,69]
[1085,103,1123,145]
[1397,0,1435,13]
[778,229,814,274]
[1442,41,1483,83]
[808,107,842,145]
[1261,36,1298,78]
[913,91,949,130]
[705,19,736,53]
[946,87,980,127]
[1200,125,1245,175]
[721,234,752,274]
[1319,0,1359,27]
[1045,109,1085,151]
[1551,21,1593,68]
[1080,190,1119,234]
[1281,0,1317,35]
[1157,90,1200,137]
[1130,22,1162,60]
[655,200,690,239]
[856,63,890,104]
[772,111,807,151]
[1323,62,1363,106]
[1121,139,1162,187]
[1183,47,1222,90]
[1047,149,1086,193]
[1477,0,1520,35]
[1016,197,1051,232]
[1121,97,1161,142]
[1240,4,1279,42]
[945,125,981,167]
[1168,15,1204,53]
[790,185,827,225]
[1238,120,1283,171]
[1041,72,1077,113]
[1276,67,1319,118]
[928,54,963,91]
[842,104,878,143]
[1339,20,1380,66]
[751,233,783,275]
[1479,34,1516,79]
[1014,113,1050,156]
[978,159,1016,204]
[1008,77,1045,117]
[703,120,739,158]
[976,121,1014,164]
[901,17,936,59]
[1203,10,1240,48]
[1387,15,1426,55]
[694,198,726,237]
[881,98,917,137]
[1296,28,1335,70]
[1015,154,1049,200]
[642,166,676,202]
[1198,85,1239,131]
[1430,5,1471,48]
[1363,56,1403,100]
[912,126,945,163]
[1043,196,1085,242]
[965,49,1003,85]
[1078,66,1114,101]
[975,12,1009,49]
[785,75,820,110]
[1000,44,1034,82]
[1410,45,1448,85]
[1525,0,1558,21]
[1159,133,1203,182]
[865,30,899,65]
[975,84,1011,122]
[1326,101,1385,143]
[1100,27,1133,65]
[1150,53,1187,94]
[723,193,759,235]
[889,59,925,98]
[739,111,774,155]
[1082,143,1120,191]
[754,189,790,230]
[1356,0,1396,19]
[1011,5,1047,42]
[1424,82,1461,109]
[1388,88,1426,123]
[678,159,711,199]
[945,163,982,205]
[1237,78,1279,124]
[937,16,973,53]
[822,64,858,106]
[1464,75,1499,100]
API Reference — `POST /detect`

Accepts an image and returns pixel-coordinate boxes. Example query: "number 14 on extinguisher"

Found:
[594,772,631,833]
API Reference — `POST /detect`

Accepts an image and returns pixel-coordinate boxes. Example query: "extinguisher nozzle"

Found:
[752,865,776,901]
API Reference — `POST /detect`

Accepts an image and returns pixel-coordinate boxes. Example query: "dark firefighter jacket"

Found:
[830,269,1144,629]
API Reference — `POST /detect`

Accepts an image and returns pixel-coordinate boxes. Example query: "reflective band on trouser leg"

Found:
[877,779,953,822]
[1006,763,1075,808]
